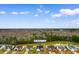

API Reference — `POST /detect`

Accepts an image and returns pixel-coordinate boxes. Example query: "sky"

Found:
[0,4,79,28]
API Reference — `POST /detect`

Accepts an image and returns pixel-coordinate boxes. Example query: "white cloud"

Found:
[73,8,79,14]
[10,11,31,15]
[37,8,43,13]
[0,11,6,14]
[11,12,19,15]
[52,8,79,17]
[19,12,31,14]
[44,10,50,14]
[36,6,51,16]
[19,12,26,14]
[60,9,74,15]
[34,14,39,16]
[53,14,62,17]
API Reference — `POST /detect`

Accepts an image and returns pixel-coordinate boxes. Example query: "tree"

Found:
[72,35,79,43]
[9,36,17,45]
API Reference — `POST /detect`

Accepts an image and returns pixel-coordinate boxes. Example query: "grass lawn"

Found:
[16,50,25,54]
[28,47,36,54]
[0,50,5,54]
[16,41,79,47]
[7,50,15,54]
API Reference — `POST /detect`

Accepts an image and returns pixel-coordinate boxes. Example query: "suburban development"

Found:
[0,29,79,54]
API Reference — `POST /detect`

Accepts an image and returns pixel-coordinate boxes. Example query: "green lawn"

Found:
[0,50,5,54]
[7,50,15,54]
[16,41,79,47]
[28,47,36,54]
[16,50,25,54]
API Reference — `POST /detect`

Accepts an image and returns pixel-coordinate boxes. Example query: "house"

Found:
[14,46,23,51]
[2,45,14,50]
[26,48,30,52]
[0,45,2,50]
[26,46,33,51]
[36,48,40,54]
[0,45,1,47]
[47,45,56,51]
[9,45,15,50]
[3,46,10,50]
[57,45,66,51]
[0,45,6,50]
[37,44,44,51]
[66,45,78,52]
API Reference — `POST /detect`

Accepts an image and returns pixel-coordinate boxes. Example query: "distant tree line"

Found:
[0,33,79,45]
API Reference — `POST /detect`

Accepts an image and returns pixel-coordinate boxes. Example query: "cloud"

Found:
[35,6,51,16]
[19,12,26,14]
[11,12,19,15]
[10,11,31,15]
[53,14,62,17]
[34,10,50,17]
[34,14,39,16]
[52,8,79,17]
[36,8,43,13]
[44,10,50,14]
[19,12,31,14]
[60,9,74,15]
[35,8,50,17]
[0,11,6,14]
